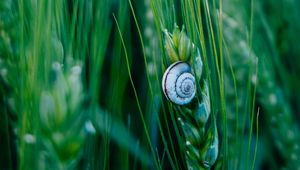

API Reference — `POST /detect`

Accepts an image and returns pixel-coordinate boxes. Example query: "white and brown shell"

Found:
[162,61,196,105]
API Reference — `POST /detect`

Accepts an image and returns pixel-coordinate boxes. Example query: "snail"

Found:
[162,61,196,105]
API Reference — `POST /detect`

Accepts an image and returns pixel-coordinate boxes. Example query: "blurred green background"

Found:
[0,0,299,169]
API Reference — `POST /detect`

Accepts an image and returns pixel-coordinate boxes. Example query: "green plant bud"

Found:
[164,29,179,62]
[67,65,83,115]
[194,81,211,126]
[201,123,218,169]
[202,146,218,169]
[192,48,203,80]
[172,26,181,48]
[39,63,67,131]
[178,117,201,145]
[194,103,209,127]
[51,63,68,126]
[39,92,56,132]
[178,31,192,61]
[202,81,211,114]
[39,62,84,132]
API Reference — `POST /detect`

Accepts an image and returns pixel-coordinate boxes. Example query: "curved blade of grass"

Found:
[113,14,159,169]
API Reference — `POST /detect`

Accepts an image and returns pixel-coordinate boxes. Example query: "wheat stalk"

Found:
[163,27,219,170]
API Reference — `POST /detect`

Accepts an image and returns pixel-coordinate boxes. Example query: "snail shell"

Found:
[162,61,196,105]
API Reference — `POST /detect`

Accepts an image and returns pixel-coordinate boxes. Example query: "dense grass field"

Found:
[1,0,300,169]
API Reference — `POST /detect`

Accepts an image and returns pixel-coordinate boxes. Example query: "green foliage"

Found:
[0,0,300,170]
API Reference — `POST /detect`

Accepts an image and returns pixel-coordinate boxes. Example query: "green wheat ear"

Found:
[39,61,86,169]
[163,27,219,170]
[164,26,193,64]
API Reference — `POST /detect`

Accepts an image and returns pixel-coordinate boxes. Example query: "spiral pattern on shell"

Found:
[162,61,196,105]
